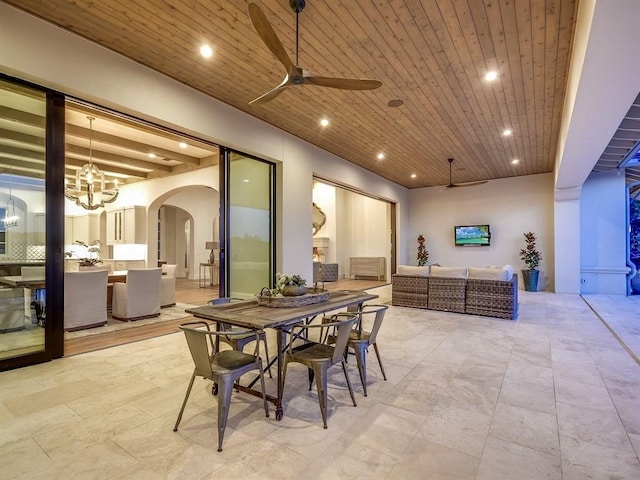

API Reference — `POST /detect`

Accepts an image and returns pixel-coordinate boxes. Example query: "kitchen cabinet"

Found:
[65,214,100,245]
[106,206,146,244]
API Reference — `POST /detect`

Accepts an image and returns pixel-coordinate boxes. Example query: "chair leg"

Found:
[258,360,270,418]
[173,370,196,431]
[261,334,273,378]
[216,376,235,452]
[314,366,329,429]
[341,360,357,407]
[352,343,368,396]
[308,367,315,391]
[372,343,387,380]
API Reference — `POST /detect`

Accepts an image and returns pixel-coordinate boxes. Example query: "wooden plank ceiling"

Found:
[3,0,580,189]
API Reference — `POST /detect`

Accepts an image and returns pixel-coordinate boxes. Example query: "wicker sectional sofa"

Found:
[391,265,519,320]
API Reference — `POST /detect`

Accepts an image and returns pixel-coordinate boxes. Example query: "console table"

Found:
[350,256,386,281]
[199,263,219,288]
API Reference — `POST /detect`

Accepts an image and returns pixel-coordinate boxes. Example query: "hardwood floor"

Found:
[63,277,387,356]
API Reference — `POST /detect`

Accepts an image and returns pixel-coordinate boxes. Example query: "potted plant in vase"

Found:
[519,232,542,291]
[65,240,103,269]
[417,234,429,266]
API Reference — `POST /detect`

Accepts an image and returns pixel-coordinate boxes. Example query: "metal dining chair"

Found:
[173,320,270,452]
[345,304,389,396]
[281,312,358,429]
[208,297,273,377]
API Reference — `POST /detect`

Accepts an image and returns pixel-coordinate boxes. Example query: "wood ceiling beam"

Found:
[0,127,45,147]
[0,145,45,162]
[66,124,200,164]
[64,159,148,179]
[0,106,45,128]
[65,144,171,172]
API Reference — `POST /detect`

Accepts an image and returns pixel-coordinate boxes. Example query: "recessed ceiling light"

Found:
[502,129,512,136]
[511,159,520,165]
[411,173,417,179]
[320,118,329,127]
[242,179,250,183]
[377,153,385,160]
[179,142,188,149]
[148,153,156,159]
[200,44,213,58]
[485,71,498,81]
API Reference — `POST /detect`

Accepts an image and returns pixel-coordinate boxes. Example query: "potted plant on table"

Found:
[273,273,307,296]
[65,240,103,268]
[519,232,541,291]
[417,234,429,266]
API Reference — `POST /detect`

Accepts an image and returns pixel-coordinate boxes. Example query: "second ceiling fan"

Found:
[443,158,488,188]
[248,1,382,105]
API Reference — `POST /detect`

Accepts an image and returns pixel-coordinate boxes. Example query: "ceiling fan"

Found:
[443,158,488,188]
[247,1,382,106]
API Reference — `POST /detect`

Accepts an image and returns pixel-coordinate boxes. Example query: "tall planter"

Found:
[522,269,539,292]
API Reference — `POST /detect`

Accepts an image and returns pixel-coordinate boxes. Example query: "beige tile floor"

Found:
[2,286,640,479]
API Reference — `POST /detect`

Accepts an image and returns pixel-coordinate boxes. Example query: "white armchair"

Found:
[112,268,161,321]
[160,264,177,308]
[64,270,108,331]
[0,287,25,332]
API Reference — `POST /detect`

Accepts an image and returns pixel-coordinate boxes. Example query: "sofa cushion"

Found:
[468,265,514,281]
[397,265,430,276]
[430,265,468,279]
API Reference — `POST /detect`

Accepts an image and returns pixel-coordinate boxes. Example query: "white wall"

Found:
[408,174,555,291]
[580,171,629,294]
[0,4,410,287]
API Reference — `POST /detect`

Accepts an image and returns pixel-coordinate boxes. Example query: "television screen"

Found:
[454,225,491,246]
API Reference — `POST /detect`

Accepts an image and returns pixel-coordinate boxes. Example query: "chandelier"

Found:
[3,168,19,228]
[64,116,119,210]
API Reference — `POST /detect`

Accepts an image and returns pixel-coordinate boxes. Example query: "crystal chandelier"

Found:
[3,168,19,228]
[64,116,119,210]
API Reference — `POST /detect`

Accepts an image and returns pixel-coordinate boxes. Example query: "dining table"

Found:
[185,289,378,420]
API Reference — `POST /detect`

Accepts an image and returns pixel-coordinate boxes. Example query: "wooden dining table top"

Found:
[0,270,129,288]
[185,290,378,330]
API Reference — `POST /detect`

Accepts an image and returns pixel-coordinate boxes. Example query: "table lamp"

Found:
[205,241,218,264]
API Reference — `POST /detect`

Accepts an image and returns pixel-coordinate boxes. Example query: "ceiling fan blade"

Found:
[448,180,489,188]
[304,76,382,90]
[248,3,295,73]
[249,77,290,106]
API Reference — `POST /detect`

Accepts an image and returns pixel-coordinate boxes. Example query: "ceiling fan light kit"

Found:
[248,1,382,105]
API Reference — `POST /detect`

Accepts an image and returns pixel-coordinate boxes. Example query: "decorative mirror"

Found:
[312,202,326,235]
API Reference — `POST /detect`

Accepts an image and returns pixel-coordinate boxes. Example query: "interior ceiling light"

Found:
[200,44,213,58]
[179,142,188,149]
[320,118,329,127]
[511,159,520,165]
[148,153,156,158]
[411,173,417,179]
[503,129,512,136]
[3,167,19,228]
[485,71,498,81]
[377,153,385,160]
[64,116,119,210]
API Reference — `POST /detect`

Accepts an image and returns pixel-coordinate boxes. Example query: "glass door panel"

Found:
[226,151,274,298]
[0,79,46,361]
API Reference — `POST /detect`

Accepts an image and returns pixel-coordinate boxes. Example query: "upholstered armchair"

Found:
[112,268,162,321]
[64,270,108,331]
[160,264,177,308]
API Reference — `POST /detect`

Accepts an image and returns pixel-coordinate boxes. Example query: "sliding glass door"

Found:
[0,78,48,363]
[220,150,275,298]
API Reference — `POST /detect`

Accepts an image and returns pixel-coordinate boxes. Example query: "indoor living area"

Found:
[2,0,640,479]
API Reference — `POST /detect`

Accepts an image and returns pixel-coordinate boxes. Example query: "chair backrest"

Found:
[180,322,216,380]
[126,268,162,288]
[330,313,358,364]
[64,269,108,329]
[162,264,177,277]
[359,304,388,344]
[21,266,45,279]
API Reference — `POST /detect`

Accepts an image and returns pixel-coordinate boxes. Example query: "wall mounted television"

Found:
[454,225,491,246]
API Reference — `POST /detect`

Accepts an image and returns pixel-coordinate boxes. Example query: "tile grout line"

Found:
[581,296,640,367]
